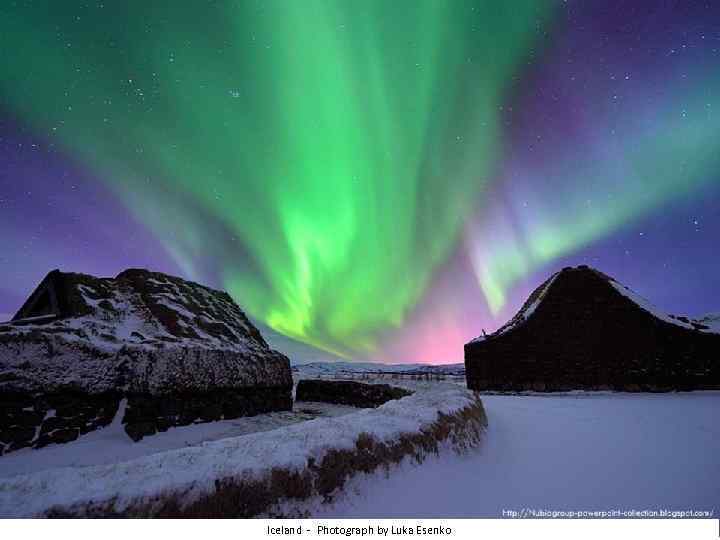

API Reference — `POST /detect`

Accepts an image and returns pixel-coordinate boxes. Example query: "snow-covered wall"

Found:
[0,384,486,518]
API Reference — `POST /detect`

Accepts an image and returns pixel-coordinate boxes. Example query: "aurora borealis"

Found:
[1,1,719,363]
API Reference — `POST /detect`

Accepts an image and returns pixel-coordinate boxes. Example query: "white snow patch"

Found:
[29,409,56,445]
[697,313,720,333]
[609,280,719,334]
[315,392,720,518]
[111,399,127,429]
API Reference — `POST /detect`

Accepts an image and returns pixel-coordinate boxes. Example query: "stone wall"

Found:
[0,386,293,454]
[0,391,120,454]
[122,387,293,441]
[296,380,412,408]
[465,267,720,392]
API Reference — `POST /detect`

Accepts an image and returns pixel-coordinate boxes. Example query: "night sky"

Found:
[1,1,718,363]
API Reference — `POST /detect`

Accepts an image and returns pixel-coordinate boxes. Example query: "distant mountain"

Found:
[293,361,465,378]
[254,322,346,365]
[465,265,720,392]
[255,322,465,374]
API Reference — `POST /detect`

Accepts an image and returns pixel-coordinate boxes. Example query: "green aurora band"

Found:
[0,1,553,356]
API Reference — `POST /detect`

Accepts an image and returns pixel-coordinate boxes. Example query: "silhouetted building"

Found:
[465,266,720,392]
[1,268,292,453]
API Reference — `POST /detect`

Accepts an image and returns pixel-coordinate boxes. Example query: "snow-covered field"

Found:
[1,372,717,518]
[316,391,720,518]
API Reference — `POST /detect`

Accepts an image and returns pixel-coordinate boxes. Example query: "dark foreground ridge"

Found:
[0,268,292,453]
[465,265,720,392]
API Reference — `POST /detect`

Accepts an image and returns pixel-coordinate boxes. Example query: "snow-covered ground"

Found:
[2,373,717,518]
[316,392,720,518]
[0,383,475,517]
[0,401,359,479]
